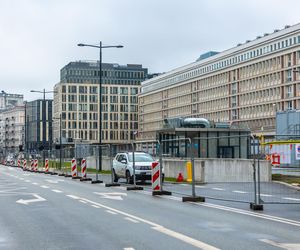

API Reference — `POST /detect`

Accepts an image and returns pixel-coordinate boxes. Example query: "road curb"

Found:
[273,181,300,191]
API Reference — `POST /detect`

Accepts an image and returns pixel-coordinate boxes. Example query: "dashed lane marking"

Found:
[79,200,87,204]
[91,205,100,208]
[106,210,117,215]
[282,197,300,201]
[124,217,139,223]
[32,183,39,185]
[40,185,49,189]
[212,188,224,191]
[232,190,247,194]
[52,189,63,193]
[66,194,80,199]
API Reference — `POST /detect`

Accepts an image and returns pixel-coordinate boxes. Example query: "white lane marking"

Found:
[124,248,135,250]
[124,217,139,223]
[260,239,300,250]
[258,194,272,197]
[0,187,27,193]
[67,194,80,199]
[212,188,224,191]
[32,183,39,185]
[23,174,31,176]
[152,226,219,250]
[16,194,46,205]
[72,195,220,250]
[195,202,300,227]
[282,197,300,201]
[113,186,127,190]
[79,200,87,204]
[91,205,100,208]
[52,189,63,193]
[232,190,247,194]
[94,192,127,200]
[46,179,64,184]
[40,185,49,189]
[196,185,205,188]
[25,180,31,183]
[180,184,189,186]
[106,210,117,215]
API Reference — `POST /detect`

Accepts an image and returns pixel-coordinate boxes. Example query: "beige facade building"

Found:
[53,61,147,145]
[139,24,300,140]
[0,106,25,155]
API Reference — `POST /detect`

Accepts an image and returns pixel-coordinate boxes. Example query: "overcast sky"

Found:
[1,0,300,101]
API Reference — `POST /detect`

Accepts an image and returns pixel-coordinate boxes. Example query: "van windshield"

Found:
[128,153,154,162]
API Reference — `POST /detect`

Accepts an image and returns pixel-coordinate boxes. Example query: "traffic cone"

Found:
[176,172,184,182]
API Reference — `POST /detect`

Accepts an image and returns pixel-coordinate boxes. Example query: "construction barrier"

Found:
[81,159,87,178]
[10,160,14,166]
[17,159,21,168]
[271,153,280,166]
[45,159,49,173]
[23,159,27,170]
[71,158,78,177]
[34,159,38,172]
[152,161,161,192]
[30,159,34,171]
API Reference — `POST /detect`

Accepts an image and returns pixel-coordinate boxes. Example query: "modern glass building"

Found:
[26,99,53,152]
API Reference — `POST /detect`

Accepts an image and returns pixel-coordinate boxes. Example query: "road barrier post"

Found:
[250,135,263,211]
[127,142,143,191]
[80,159,92,182]
[105,144,120,187]
[91,145,103,184]
[182,140,205,202]
[30,159,34,172]
[34,159,38,172]
[17,159,21,168]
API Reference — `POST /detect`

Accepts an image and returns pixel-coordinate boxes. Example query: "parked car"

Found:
[112,152,164,184]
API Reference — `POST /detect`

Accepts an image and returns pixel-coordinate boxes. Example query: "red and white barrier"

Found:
[71,158,77,177]
[152,161,161,191]
[81,159,87,178]
[45,159,49,173]
[34,159,38,172]
[30,159,34,171]
[23,159,27,170]
[10,160,14,166]
[17,159,21,168]
[4,160,7,165]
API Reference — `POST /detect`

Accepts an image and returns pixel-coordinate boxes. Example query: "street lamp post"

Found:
[78,42,123,173]
[30,89,55,166]
[53,114,62,170]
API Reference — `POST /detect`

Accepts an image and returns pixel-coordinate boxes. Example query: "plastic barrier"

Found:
[152,161,161,192]
[23,159,27,171]
[45,159,49,173]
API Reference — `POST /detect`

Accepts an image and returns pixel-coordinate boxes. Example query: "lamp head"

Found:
[77,43,85,47]
[116,45,124,48]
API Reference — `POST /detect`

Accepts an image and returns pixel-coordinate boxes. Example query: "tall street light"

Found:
[30,89,55,166]
[78,42,123,173]
[53,114,62,170]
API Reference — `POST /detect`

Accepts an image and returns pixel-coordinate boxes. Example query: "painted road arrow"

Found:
[93,192,127,200]
[16,194,46,205]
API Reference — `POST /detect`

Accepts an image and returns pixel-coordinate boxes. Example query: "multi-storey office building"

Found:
[53,61,148,145]
[0,92,23,111]
[25,99,53,152]
[139,24,300,140]
[0,106,25,156]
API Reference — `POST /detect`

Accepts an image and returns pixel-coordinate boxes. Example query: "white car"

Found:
[112,152,164,184]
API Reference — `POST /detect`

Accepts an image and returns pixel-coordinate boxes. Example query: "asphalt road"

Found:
[1,164,300,250]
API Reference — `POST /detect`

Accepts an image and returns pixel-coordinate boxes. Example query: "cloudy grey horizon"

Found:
[1,0,300,101]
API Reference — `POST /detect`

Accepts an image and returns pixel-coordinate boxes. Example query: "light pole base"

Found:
[182,196,205,202]
[250,203,264,211]
[105,183,121,187]
[127,186,143,191]
[91,180,103,184]
[152,190,172,196]
[80,177,92,182]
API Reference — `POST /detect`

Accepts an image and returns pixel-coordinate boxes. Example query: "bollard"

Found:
[23,159,27,171]
[186,161,192,182]
[80,159,92,181]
